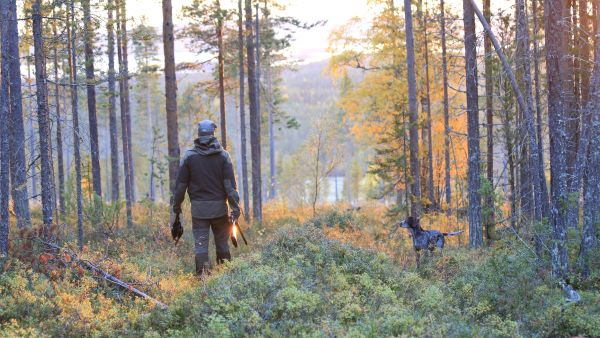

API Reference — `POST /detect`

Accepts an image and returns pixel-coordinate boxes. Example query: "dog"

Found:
[399,216,464,265]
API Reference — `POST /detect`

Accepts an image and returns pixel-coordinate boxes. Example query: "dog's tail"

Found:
[443,230,465,236]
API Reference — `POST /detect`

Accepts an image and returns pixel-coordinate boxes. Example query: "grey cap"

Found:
[198,119,217,136]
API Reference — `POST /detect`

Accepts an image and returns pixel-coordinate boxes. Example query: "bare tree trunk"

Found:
[26,58,37,204]
[52,10,65,220]
[404,0,421,218]
[146,62,155,201]
[120,0,135,203]
[217,0,227,149]
[107,0,120,202]
[33,0,55,229]
[265,1,276,200]
[564,0,580,229]
[500,75,518,229]
[162,0,180,197]
[245,0,262,221]
[483,0,495,242]
[1,0,12,255]
[545,0,570,277]
[532,0,550,218]
[580,0,600,276]
[116,0,133,228]
[82,0,102,198]
[440,0,451,210]
[417,0,434,210]
[238,0,250,221]
[6,0,31,229]
[255,2,264,208]
[68,0,84,248]
[463,0,483,247]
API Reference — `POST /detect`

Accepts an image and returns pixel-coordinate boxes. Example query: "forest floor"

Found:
[1,202,599,337]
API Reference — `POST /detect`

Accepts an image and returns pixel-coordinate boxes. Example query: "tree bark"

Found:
[245,0,262,221]
[82,0,102,198]
[68,0,84,248]
[417,0,434,210]
[26,59,37,204]
[116,0,133,228]
[238,0,250,221]
[51,8,65,220]
[32,0,56,228]
[217,0,227,149]
[6,0,31,229]
[580,0,600,276]
[440,0,451,209]
[107,0,120,202]
[544,0,570,277]
[255,2,263,208]
[1,0,12,256]
[404,0,421,218]
[463,0,483,247]
[532,0,550,218]
[483,0,495,242]
[162,0,180,196]
[120,0,135,203]
[265,0,276,200]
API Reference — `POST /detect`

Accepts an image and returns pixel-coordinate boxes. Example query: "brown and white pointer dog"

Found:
[399,216,464,265]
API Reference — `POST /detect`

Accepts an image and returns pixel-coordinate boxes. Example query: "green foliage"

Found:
[2,206,599,337]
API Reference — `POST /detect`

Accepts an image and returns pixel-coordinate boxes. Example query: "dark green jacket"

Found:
[172,136,240,219]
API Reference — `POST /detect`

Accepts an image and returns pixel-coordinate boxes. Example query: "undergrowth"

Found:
[0,204,598,337]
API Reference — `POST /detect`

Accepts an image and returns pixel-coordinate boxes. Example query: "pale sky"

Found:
[123,0,509,67]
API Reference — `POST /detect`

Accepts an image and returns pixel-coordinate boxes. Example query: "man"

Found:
[172,119,241,275]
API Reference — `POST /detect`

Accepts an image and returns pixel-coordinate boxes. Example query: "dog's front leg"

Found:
[415,250,421,268]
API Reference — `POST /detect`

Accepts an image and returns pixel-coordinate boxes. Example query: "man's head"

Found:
[198,119,217,137]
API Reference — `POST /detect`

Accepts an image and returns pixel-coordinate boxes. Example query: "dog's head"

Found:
[399,216,419,229]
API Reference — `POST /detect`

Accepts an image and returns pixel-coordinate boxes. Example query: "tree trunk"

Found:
[580,0,600,276]
[68,0,84,248]
[217,0,227,149]
[25,56,38,205]
[463,0,483,247]
[404,0,421,218]
[162,0,180,196]
[6,0,31,229]
[51,9,65,220]
[532,0,550,218]
[483,0,495,241]
[417,0,434,210]
[238,0,250,221]
[440,0,451,209]
[564,0,580,229]
[82,0,102,198]
[120,0,135,203]
[116,0,133,228]
[107,0,120,202]
[265,0,276,200]
[545,0,570,277]
[255,2,264,207]
[1,0,12,256]
[33,0,55,229]
[245,0,262,221]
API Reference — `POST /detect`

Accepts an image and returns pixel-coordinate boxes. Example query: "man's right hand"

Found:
[230,209,240,223]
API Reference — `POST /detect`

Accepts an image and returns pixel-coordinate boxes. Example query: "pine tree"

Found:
[32,0,55,229]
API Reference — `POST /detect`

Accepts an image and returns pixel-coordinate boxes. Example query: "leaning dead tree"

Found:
[468,0,548,222]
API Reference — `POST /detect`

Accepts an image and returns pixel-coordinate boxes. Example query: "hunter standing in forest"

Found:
[172,120,241,275]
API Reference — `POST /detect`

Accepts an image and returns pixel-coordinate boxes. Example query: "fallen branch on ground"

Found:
[38,239,167,309]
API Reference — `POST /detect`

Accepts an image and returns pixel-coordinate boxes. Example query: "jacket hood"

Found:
[192,136,223,155]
